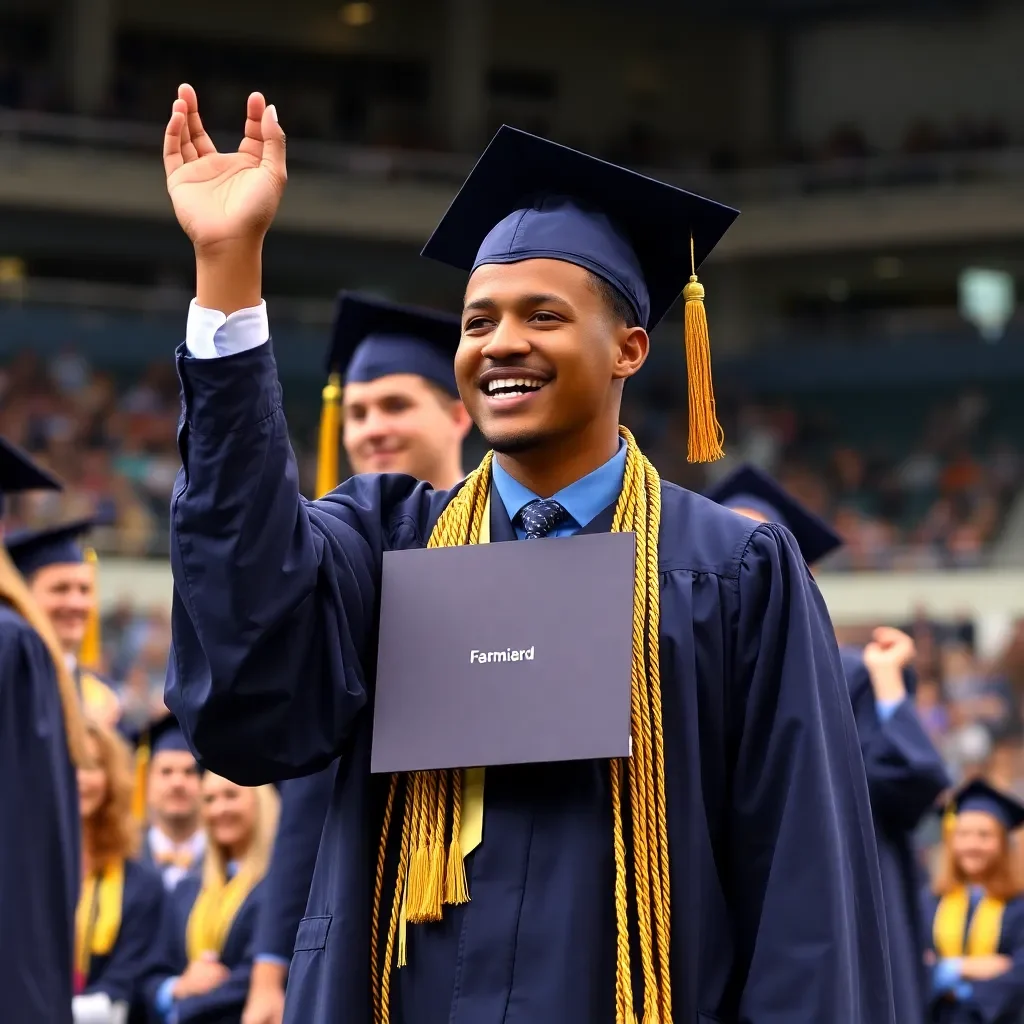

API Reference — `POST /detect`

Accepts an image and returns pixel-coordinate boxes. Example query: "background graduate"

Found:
[925,780,1024,1023]
[137,716,206,892]
[708,462,951,1024]
[0,437,88,1024]
[73,718,170,1024]
[7,517,121,731]
[147,774,279,1024]
[244,293,469,1024]
[162,86,892,1023]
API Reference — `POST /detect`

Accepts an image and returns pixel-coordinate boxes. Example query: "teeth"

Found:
[486,378,544,394]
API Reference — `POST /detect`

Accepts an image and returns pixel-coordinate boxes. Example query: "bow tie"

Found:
[154,849,195,869]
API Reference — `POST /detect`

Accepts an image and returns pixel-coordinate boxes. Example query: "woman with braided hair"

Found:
[162,86,893,1024]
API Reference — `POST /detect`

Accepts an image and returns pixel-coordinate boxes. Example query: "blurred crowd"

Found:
[1,344,1021,570]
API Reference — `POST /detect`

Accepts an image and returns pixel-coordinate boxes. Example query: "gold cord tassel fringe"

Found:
[370,435,672,1024]
[316,372,343,497]
[683,236,724,464]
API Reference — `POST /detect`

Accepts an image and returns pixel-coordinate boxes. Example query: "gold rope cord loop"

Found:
[371,774,399,1013]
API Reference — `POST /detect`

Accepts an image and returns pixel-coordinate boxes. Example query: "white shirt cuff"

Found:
[185,299,269,359]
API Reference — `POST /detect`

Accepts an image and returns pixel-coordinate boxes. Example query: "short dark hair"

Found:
[588,271,641,329]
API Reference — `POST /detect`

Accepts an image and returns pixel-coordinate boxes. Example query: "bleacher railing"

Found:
[2,108,1024,203]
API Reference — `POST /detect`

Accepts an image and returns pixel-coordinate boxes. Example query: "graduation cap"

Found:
[0,436,62,515]
[950,779,1024,832]
[131,713,200,822]
[316,293,462,497]
[6,516,94,578]
[705,463,842,566]
[421,125,740,463]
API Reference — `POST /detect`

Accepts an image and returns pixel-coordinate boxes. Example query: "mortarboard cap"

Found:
[421,125,738,333]
[330,292,461,397]
[6,517,94,578]
[705,463,842,566]
[147,714,198,760]
[0,437,62,516]
[951,779,1024,832]
[420,125,738,462]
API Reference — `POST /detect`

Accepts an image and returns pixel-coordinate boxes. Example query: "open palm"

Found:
[163,84,287,252]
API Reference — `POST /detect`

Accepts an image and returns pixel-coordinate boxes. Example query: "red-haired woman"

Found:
[74,718,169,1023]
[925,779,1024,1023]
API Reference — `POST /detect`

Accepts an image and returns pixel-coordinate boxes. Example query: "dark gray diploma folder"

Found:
[370,531,636,774]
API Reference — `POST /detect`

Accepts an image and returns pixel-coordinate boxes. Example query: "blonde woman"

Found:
[147,775,279,1024]
[925,780,1024,1023]
[74,719,169,1024]
[0,440,89,1024]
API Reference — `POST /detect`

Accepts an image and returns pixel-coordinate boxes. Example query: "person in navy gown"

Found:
[161,86,893,1023]
[137,716,206,893]
[0,437,88,1024]
[147,773,279,1024]
[244,294,469,1024]
[925,780,1024,1023]
[707,462,951,1024]
[73,718,170,1024]
[7,517,122,730]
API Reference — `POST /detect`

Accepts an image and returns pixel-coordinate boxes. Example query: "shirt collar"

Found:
[491,438,627,529]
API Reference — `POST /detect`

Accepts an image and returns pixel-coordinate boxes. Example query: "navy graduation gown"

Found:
[842,648,950,1024]
[253,763,337,962]
[83,859,172,1015]
[0,604,79,1024]
[167,340,894,1024]
[146,876,263,1024]
[923,892,1024,1023]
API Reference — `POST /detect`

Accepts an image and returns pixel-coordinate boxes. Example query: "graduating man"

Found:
[244,294,469,1024]
[163,84,893,1023]
[708,462,950,1024]
[6,517,121,729]
[0,440,87,1024]
[138,715,206,891]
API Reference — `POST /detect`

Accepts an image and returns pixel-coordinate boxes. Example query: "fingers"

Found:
[238,91,267,160]
[178,83,217,156]
[163,108,186,176]
[259,102,287,184]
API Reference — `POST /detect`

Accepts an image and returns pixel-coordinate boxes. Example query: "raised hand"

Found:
[164,84,287,255]
[862,625,914,704]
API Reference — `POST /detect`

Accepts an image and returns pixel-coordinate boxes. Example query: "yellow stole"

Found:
[186,867,257,960]
[75,859,125,979]
[934,885,1005,957]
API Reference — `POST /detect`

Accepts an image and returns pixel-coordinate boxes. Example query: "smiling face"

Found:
[343,373,470,481]
[77,733,108,820]
[201,773,258,862]
[952,810,1005,882]
[28,562,95,654]
[456,259,648,457]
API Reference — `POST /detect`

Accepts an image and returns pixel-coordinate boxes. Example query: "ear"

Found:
[611,326,649,381]
[450,399,473,441]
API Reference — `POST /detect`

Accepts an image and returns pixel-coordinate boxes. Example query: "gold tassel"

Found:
[683,235,724,464]
[316,373,344,497]
[79,548,101,669]
[131,738,150,823]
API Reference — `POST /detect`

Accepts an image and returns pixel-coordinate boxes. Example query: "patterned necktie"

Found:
[517,498,571,539]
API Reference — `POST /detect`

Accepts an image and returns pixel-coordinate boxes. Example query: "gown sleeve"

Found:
[728,523,895,1024]
[0,619,78,1024]
[166,340,438,785]
[85,863,170,1009]
[253,764,337,962]
[845,655,950,833]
